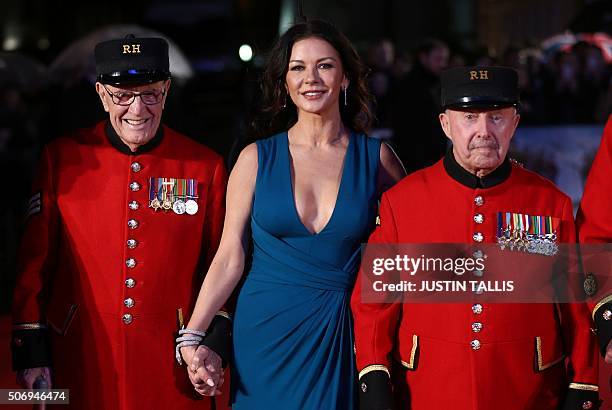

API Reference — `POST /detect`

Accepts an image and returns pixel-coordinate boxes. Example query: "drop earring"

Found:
[343,86,347,106]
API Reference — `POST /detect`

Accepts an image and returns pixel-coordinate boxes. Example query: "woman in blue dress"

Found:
[180,19,405,409]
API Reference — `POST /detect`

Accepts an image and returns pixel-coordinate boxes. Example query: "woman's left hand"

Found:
[187,345,224,396]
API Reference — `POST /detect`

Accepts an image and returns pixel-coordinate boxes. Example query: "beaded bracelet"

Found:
[175,329,207,365]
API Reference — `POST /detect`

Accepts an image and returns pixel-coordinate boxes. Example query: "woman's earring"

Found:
[282,94,287,108]
[343,86,347,106]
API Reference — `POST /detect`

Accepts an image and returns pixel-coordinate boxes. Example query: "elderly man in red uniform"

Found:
[352,66,600,410]
[11,36,231,409]
[577,116,612,363]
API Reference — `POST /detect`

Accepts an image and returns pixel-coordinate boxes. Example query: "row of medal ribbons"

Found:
[495,212,559,256]
[148,177,199,215]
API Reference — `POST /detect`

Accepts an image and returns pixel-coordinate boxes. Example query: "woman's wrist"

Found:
[175,329,208,365]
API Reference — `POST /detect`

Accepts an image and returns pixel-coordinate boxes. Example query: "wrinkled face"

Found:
[96,80,170,149]
[285,37,348,116]
[439,107,520,176]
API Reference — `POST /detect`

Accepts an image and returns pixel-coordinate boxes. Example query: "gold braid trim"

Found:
[215,311,232,321]
[12,323,47,330]
[568,383,599,392]
[536,337,565,371]
[359,365,390,380]
[592,294,612,320]
[397,335,419,370]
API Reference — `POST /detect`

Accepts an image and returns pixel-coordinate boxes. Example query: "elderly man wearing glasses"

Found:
[10,36,231,410]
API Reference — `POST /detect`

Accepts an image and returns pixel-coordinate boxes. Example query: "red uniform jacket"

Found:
[352,153,599,410]
[577,116,612,358]
[11,121,230,410]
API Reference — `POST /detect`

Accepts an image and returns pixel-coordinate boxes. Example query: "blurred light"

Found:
[3,36,20,51]
[253,55,265,68]
[239,44,253,62]
[37,38,50,50]
[279,0,295,34]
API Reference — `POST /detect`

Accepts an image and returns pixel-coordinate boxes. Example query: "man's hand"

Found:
[16,367,52,389]
[605,340,612,364]
[181,345,224,396]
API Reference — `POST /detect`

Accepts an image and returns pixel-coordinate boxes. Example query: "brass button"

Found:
[473,232,484,242]
[603,310,612,321]
[474,196,484,206]
[474,214,484,224]
[129,182,141,192]
[125,278,136,288]
[131,162,142,172]
[470,340,481,350]
[472,304,483,314]
[582,401,593,409]
[122,313,133,324]
[126,239,138,249]
[124,298,135,308]
[126,258,136,268]
[128,219,139,229]
[472,322,483,333]
[128,200,139,210]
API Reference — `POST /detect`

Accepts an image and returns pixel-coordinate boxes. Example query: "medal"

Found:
[185,199,198,215]
[184,179,199,215]
[497,212,559,256]
[161,178,175,211]
[149,177,198,215]
[150,197,161,211]
[172,179,188,215]
[173,199,186,215]
[149,178,162,211]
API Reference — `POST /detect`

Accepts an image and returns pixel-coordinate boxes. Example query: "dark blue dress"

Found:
[231,132,381,409]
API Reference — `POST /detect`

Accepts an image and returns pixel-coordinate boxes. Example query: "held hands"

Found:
[16,366,52,389]
[181,345,224,396]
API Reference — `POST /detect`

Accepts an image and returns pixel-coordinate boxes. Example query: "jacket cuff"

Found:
[592,298,612,356]
[200,311,232,367]
[11,325,52,371]
[562,383,600,410]
[358,366,393,410]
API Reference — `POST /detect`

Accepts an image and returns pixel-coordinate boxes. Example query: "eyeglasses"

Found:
[103,85,166,106]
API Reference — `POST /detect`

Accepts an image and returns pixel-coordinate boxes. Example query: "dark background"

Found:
[0,0,610,314]
[0,0,611,404]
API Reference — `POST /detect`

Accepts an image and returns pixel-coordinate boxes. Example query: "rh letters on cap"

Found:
[122,44,141,54]
[469,70,489,80]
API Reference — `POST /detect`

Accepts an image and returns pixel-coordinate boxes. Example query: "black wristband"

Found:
[359,370,393,410]
[200,314,232,367]
[562,386,600,410]
[593,301,612,356]
[11,328,52,371]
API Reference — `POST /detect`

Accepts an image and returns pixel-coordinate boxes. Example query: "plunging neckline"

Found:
[285,131,352,236]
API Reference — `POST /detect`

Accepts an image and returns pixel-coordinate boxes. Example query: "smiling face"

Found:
[96,80,170,151]
[439,107,520,176]
[285,37,348,117]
